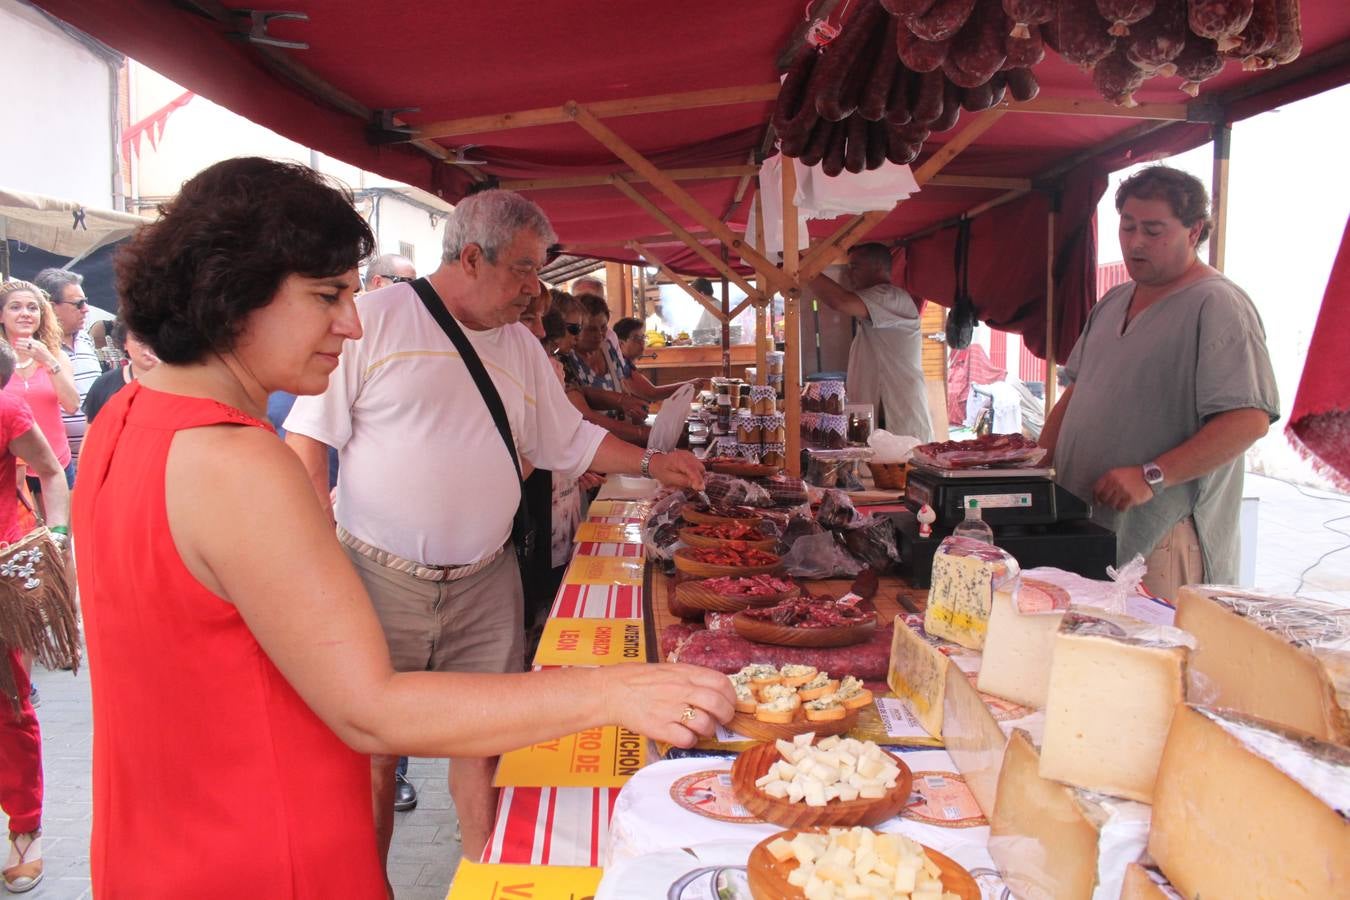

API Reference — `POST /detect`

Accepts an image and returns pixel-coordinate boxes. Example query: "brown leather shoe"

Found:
[3,831,43,894]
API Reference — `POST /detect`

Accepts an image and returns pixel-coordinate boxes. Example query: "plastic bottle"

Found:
[952,498,995,544]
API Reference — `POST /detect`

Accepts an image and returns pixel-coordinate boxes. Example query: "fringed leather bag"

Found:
[0,527,80,711]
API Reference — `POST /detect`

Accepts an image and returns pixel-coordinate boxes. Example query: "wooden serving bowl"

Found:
[682,507,763,528]
[679,526,777,552]
[731,739,911,829]
[746,829,980,900]
[731,611,876,648]
[673,579,799,613]
[673,547,782,579]
[725,706,858,743]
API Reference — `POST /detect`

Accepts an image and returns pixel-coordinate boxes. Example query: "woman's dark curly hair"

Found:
[115,157,375,364]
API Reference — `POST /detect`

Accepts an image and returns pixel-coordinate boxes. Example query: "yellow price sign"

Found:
[533,618,645,667]
[446,861,601,900]
[563,556,644,587]
[494,726,646,788]
[573,522,644,545]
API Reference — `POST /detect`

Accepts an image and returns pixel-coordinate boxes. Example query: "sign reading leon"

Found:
[534,618,645,667]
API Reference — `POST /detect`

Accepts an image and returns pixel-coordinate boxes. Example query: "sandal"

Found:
[3,831,43,894]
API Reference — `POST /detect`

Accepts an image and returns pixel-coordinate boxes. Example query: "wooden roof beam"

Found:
[497,165,758,192]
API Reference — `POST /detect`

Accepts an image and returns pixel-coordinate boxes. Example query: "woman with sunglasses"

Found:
[0,282,80,504]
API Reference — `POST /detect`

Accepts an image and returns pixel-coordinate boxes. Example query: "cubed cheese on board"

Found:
[1120,864,1182,900]
[924,536,1018,651]
[989,730,1150,900]
[1039,609,1190,802]
[887,618,949,738]
[977,578,1072,708]
[942,662,1008,819]
[1175,585,1350,744]
[1149,705,1350,900]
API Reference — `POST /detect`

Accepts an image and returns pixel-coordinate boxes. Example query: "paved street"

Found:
[6,469,1347,898]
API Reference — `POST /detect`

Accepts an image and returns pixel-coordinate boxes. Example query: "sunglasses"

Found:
[386,275,414,285]
[564,323,582,335]
[53,299,89,310]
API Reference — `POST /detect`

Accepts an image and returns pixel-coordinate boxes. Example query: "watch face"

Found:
[1143,463,1164,485]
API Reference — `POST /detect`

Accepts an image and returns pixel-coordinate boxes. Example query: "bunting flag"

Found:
[121,91,194,161]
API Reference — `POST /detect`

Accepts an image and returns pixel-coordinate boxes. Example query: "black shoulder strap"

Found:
[410,278,523,481]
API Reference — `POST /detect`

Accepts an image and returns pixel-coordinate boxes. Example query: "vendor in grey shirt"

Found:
[1041,166,1278,599]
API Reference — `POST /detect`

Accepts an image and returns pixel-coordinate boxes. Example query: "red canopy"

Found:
[32,1,1350,361]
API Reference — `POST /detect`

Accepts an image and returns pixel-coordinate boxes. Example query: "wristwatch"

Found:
[640,448,661,479]
[1142,461,1165,496]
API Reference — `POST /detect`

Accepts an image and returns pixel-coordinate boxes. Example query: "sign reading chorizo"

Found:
[533,618,646,667]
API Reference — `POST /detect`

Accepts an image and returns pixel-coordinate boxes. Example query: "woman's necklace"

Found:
[13,356,37,391]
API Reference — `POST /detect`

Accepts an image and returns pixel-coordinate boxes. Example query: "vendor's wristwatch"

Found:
[641,448,661,479]
[1142,461,1165,496]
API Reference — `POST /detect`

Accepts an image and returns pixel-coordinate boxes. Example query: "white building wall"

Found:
[0,0,117,206]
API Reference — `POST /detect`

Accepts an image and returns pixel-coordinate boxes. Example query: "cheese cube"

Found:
[887,618,949,738]
[1149,705,1350,899]
[940,661,1008,818]
[893,856,921,892]
[767,837,796,862]
[763,781,789,799]
[1120,863,1182,899]
[923,536,1018,650]
[989,730,1151,900]
[1175,585,1350,743]
[786,781,806,803]
[977,578,1071,708]
[858,782,886,800]
[1039,609,1189,802]
[804,781,828,807]
[787,867,810,888]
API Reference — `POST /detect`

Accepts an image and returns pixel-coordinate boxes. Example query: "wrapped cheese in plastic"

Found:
[1174,584,1350,743]
[923,535,1020,650]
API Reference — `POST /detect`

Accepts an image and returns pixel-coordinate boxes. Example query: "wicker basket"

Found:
[869,461,908,491]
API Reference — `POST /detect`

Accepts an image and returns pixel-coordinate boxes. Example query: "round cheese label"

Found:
[669,770,761,823]
[902,771,987,828]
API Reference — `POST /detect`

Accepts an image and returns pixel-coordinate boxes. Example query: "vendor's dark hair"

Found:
[576,292,609,320]
[613,317,644,341]
[115,157,375,364]
[691,277,715,296]
[850,242,892,271]
[1115,166,1212,243]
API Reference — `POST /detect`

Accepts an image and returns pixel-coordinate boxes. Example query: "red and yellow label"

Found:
[533,618,645,667]
[494,726,646,788]
[446,861,601,899]
[573,521,644,545]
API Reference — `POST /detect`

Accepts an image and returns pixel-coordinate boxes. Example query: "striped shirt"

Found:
[62,329,103,462]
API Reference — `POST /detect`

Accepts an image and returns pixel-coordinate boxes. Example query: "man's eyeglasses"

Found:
[54,299,89,310]
[564,323,582,336]
[386,275,414,285]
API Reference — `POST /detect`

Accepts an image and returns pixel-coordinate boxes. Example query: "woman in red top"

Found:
[72,158,733,899]
[0,282,80,507]
[0,339,72,894]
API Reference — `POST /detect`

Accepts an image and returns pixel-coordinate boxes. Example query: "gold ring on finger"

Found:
[680,705,697,723]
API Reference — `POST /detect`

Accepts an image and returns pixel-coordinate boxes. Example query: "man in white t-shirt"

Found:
[283,190,704,877]
[808,242,933,441]
[34,268,102,464]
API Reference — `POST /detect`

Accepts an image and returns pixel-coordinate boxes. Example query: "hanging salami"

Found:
[865,119,891,169]
[1250,0,1300,68]
[813,0,887,121]
[821,120,850,176]
[799,118,839,166]
[883,0,939,15]
[1094,43,1147,104]
[1005,66,1041,100]
[1173,34,1225,95]
[860,18,903,120]
[1001,0,1055,39]
[1188,0,1255,52]
[1003,24,1046,68]
[1096,0,1157,37]
[1125,0,1188,73]
[773,51,820,156]
[930,78,965,131]
[885,66,916,123]
[1044,0,1117,68]
[844,114,870,173]
[944,0,1009,88]
[1223,0,1278,61]
[910,69,948,124]
[903,0,979,41]
[897,23,953,71]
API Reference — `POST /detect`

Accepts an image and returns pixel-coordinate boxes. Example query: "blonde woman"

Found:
[0,282,81,501]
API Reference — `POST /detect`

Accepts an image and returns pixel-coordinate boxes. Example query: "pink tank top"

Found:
[2,361,72,467]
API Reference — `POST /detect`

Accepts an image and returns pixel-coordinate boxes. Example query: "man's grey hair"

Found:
[33,267,83,303]
[572,275,604,293]
[365,253,414,289]
[441,190,557,265]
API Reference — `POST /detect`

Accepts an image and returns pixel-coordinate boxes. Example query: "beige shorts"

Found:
[345,543,525,675]
[1143,517,1205,602]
